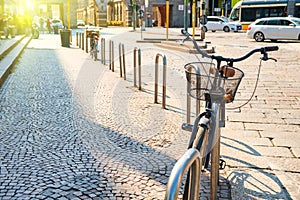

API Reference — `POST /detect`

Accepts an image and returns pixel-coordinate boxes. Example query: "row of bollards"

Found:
[75,31,168,109]
[75,31,220,199]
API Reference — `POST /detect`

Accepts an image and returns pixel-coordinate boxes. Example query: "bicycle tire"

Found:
[183,126,208,200]
[90,48,94,58]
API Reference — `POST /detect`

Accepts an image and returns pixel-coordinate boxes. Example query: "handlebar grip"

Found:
[265,46,279,52]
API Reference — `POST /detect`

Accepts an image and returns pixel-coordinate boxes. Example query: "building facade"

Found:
[1,0,78,28]
[77,0,108,27]
[76,0,230,28]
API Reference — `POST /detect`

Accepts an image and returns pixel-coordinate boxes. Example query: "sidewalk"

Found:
[0,28,299,199]
[58,28,231,199]
[67,27,300,199]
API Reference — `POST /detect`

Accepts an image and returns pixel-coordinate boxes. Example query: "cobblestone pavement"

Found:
[0,30,230,199]
[1,27,299,200]
[93,28,300,199]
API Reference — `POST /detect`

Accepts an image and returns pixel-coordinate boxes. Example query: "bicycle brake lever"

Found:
[261,53,268,61]
[261,53,277,62]
[269,58,277,62]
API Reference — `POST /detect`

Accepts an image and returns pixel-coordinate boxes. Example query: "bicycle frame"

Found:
[90,34,99,61]
[165,30,279,200]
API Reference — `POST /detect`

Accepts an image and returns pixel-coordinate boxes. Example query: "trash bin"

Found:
[53,26,59,34]
[60,29,71,47]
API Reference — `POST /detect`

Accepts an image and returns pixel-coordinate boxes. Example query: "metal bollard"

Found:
[78,32,81,48]
[86,35,88,53]
[109,40,114,72]
[138,49,141,90]
[154,53,167,109]
[122,44,126,80]
[133,48,137,87]
[81,33,84,51]
[119,43,122,77]
[109,40,112,70]
[101,38,106,65]
[76,32,78,46]
[133,47,142,90]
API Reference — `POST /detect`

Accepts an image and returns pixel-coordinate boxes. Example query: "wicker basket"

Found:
[184,62,244,103]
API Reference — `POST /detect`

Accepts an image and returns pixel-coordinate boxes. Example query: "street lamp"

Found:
[67,0,70,29]
[132,0,137,31]
[184,0,188,30]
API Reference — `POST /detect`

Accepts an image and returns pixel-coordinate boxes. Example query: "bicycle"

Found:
[165,30,279,200]
[90,32,99,61]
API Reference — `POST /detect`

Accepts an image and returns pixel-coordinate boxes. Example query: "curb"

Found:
[0,35,26,60]
[0,36,32,87]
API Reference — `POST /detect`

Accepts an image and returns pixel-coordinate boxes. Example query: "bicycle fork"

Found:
[194,98,226,199]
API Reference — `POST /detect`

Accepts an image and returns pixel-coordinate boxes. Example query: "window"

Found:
[267,19,280,25]
[255,20,266,25]
[281,20,291,26]
[208,18,219,22]
[291,18,300,25]
[241,8,257,21]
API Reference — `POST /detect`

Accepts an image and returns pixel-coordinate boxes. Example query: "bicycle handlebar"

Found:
[181,29,279,64]
[265,46,279,52]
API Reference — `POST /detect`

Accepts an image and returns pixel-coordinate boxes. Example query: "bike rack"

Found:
[154,54,167,109]
[109,40,114,71]
[133,47,142,90]
[165,148,201,200]
[118,43,126,80]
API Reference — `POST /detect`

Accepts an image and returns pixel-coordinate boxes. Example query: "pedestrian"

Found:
[47,18,52,34]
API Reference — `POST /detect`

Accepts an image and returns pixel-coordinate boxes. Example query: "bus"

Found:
[229,0,300,30]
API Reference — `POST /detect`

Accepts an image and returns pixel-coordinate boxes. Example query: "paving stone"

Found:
[253,146,294,157]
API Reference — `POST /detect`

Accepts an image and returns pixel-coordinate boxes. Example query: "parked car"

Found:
[51,19,64,29]
[200,16,242,32]
[247,17,300,42]
[77,20,85,27]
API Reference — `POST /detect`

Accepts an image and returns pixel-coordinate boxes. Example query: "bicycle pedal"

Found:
[219,159,226,170]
